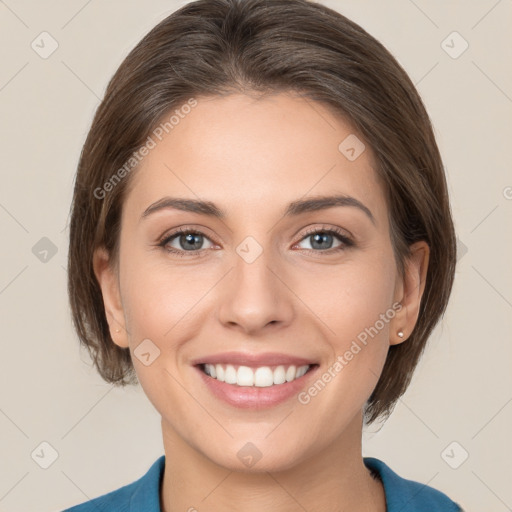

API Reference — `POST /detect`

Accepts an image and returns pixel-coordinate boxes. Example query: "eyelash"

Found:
[158,225,354,258]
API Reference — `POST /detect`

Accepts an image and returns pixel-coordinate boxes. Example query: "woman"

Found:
[64,0,462,510]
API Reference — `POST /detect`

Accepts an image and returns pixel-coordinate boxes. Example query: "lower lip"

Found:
[195,365,319,409]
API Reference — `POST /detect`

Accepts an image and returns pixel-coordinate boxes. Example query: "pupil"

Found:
[312,233,332,250]
[182,233,202,250]
[177,233,334,251]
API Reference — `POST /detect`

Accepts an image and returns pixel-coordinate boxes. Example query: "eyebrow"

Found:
[140,194,375,225]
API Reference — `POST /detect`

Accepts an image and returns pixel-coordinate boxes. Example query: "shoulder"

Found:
[364,457,463,512]
[62,455,165,512]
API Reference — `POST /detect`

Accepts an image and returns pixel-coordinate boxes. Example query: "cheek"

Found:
[120,253,215,338]
[295,266,396,421]
[302,253,397,341]
[118,254,219,395]
[300,250,397,390]
[117,259,203,409]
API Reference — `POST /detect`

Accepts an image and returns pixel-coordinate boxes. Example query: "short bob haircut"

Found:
[68,0,456,425]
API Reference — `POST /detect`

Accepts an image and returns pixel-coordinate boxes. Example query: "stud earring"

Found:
[397,330,404,338]
[115,328,120,333]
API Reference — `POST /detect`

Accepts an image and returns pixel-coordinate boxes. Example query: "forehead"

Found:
[124,92,386,224]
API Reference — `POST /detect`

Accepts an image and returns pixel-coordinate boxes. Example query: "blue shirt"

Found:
[63,455,463,511]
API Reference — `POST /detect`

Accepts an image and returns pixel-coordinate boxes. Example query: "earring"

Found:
[115,328,120,333]
[397,330,404,338]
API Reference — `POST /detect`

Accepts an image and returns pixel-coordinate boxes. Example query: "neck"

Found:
[159,413,386,512]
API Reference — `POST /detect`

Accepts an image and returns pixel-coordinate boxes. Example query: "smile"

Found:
[201,363,312,387]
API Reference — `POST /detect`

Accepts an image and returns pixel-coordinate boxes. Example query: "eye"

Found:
[159,227,216,257]
[294,226,354,254]
[158,225,354,258]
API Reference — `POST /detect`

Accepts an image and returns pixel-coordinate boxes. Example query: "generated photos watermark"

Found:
[93,97,198,200]
[297,301,402,405]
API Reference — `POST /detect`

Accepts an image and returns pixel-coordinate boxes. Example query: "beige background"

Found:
[0,1,511,511]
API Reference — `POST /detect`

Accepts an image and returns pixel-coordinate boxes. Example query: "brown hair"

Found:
[68,0,456,425]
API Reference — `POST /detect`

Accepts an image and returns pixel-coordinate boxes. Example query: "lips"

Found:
[195,363,319,409]
[190,351,319,408]
[191,351,316,368]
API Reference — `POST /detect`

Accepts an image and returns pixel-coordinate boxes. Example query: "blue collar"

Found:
[363,457,462,511]
[65,454,462,511]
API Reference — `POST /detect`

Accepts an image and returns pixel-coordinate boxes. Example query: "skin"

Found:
[94,92,429,512]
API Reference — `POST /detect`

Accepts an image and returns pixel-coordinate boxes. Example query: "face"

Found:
[94,92,428,472]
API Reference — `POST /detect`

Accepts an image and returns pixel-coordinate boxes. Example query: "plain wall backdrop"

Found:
[0,1,511,511]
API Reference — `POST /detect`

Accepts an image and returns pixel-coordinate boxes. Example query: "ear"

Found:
[390,240,430,346]
[92,246,129,348]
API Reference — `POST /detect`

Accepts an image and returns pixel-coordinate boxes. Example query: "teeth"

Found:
[237,365,254,386]
[296,365,308,378]
[203,363,310,387]
[286,365,296,382]
[273,365,286,385]
[224,365,237,384]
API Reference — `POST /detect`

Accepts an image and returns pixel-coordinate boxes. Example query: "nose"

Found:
[216,246,295,335]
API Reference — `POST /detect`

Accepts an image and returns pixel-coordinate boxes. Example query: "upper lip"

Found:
[192,351,317,367]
